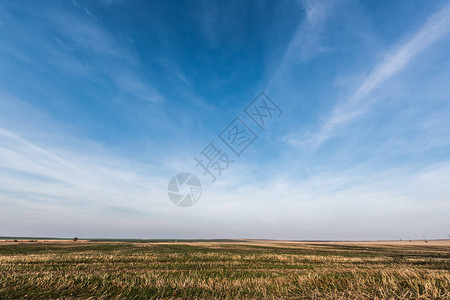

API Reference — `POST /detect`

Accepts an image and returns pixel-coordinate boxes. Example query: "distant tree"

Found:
[73,237,78,242]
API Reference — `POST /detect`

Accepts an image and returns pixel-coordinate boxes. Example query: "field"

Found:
[1,239,450,299]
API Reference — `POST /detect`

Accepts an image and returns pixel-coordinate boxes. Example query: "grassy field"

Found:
[1,239,449,299]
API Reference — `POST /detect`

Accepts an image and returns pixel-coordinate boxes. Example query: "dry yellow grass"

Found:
[1,239,449,299]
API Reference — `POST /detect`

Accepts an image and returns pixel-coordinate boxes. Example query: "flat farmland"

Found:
[1,240,449,299]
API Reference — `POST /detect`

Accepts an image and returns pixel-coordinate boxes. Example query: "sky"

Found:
[0,0,449,240]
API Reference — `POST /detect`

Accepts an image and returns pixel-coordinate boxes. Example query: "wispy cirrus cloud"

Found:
[288,2,450,148]
[1,3,163,105]
[1,1,449,240]
[114,73,165,103]
[2,118,449,240]
[51,12,165,103]
[0,123,170,228]
[267,0,344,89]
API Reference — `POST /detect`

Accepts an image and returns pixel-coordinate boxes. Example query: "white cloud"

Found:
[1,119,449,239]
[268,0,341,88]
[48,9,163,104]
[114,73,165,102]
[293,2,450,148]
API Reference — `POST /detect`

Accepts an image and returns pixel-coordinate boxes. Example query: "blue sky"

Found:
[1,0,449,240]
